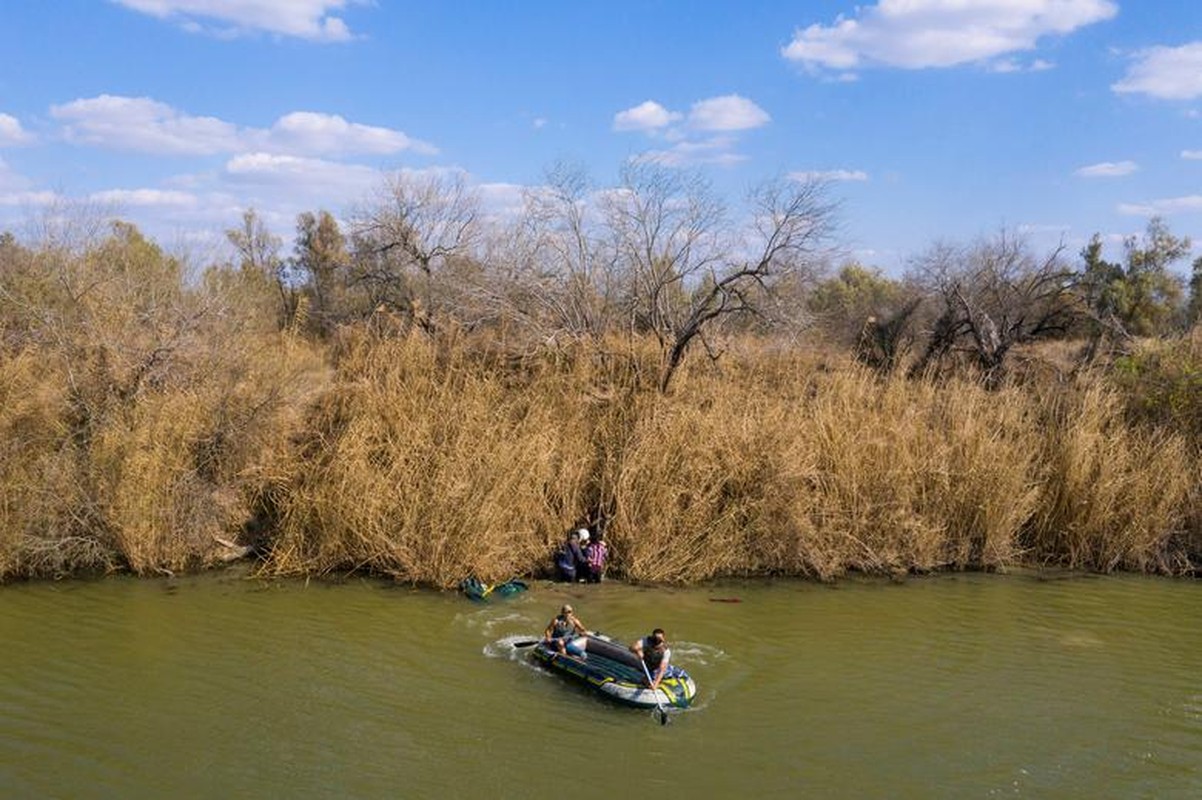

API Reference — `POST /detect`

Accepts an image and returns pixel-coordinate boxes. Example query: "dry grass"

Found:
[266,332,598,586]
[786,369,1038,580]
[609,372,803,583]
[265,339,1194,586]
[85,332,324,574]
[0,330,325,579]
[0,349,105,577]
[0,222,326,580]
[2,227,1198,585]
[1027,386,1194,573]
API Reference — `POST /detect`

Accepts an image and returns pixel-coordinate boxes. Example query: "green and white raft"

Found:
[528,632,696,710]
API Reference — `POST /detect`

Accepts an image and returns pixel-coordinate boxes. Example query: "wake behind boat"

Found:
[527,631,697,710]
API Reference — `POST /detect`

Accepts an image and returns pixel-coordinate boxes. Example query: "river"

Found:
[1,571,1199,798]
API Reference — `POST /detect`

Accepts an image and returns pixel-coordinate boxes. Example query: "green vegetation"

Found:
[1,175,1199,585]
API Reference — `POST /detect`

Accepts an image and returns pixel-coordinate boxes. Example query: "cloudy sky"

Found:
[0,1,1199,270]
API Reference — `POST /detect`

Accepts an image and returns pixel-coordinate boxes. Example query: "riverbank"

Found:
[3,223,1200,586]
[3,327,1199,586]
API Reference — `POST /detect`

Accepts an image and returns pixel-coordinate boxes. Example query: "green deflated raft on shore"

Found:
[459,577,528,602]
[528,632,696,710]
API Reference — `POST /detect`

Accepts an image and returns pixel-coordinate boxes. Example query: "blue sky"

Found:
[0,1,1199,272]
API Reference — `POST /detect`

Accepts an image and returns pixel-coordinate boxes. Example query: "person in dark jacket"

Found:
[554,528,589,582]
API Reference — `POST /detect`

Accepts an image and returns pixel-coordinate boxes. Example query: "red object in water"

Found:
[708,597,741,603]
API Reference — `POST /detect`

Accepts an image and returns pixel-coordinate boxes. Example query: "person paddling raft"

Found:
[543,604,589,658]
[631,628,671,689]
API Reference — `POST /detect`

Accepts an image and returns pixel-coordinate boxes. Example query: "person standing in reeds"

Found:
[555,529,588,582]
[584,532,608,583]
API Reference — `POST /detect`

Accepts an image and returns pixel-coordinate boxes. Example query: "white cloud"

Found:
[0,114,33,146]
[615,95,770,134]
[990,57,1055,73]
[782,0,1117,73]
[614,95,768,166]
[1183,150,1202,160]
[1118,195,1202,216]
[634,137,748,168]
[1113,42,1202,100]
[52,95,240,155]
[0,191,60,207]
[261,111,437,156]
[51,95,433,158]
[39,153,389,242]
[613,101,682,132]
[688,95,770,131]
[790,169,869,182]
[476,182,528,221]
[1018,223,1071,235]
[112,0,360,42]
[223,152,382,196]
[1074,160,1138,178]
[89,188,198,207]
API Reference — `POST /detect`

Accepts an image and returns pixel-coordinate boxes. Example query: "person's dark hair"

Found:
[652,628,665,643]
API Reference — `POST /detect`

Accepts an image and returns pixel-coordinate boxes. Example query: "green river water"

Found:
[1,570,1200,799]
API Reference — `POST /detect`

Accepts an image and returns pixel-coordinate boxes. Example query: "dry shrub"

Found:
[268,332,597,587]
[1029,385,1194,572]
[84,331,322,574]
[1111,327,1202,450]
[0,349,110,577]
[0,217,325,579]
[1185,482,1202,566]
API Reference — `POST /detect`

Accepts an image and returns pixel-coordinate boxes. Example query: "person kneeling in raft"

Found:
[543,604,590,658]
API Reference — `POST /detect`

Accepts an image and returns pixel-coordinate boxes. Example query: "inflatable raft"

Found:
[528,632,696,710]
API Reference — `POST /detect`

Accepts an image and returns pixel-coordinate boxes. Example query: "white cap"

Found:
[577,528,590,541]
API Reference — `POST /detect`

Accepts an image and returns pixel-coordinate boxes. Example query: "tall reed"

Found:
[609,359,1040,582]
[267,331,599,586]
[258,335,1200,585]
[1027,386,1194,572]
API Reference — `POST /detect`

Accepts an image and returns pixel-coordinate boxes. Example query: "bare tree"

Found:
[350,171,480,333]
[513,162,618,340]
[907,230,1080,387]
[605,164,836,391]
[604,163,725,345]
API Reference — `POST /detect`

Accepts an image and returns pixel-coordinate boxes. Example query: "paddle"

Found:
[639,657,669,725]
